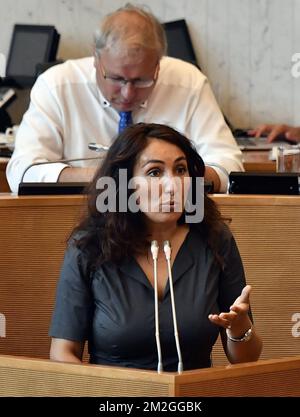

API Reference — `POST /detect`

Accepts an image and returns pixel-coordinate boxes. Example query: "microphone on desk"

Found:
[18,155,106,195]
[19,147,109,185]
[150,239,184,374]
[150,240,163,373]
[20,141,110,185]
[163,240,183,373]
[17,142,110,191]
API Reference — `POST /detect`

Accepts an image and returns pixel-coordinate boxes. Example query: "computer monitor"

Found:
[163,19,199,68]
[5,24,60,87]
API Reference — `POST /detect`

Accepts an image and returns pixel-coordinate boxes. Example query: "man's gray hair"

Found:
[94,3,167,59]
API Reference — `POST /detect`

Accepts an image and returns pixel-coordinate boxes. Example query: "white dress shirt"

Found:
[6,56,243,192]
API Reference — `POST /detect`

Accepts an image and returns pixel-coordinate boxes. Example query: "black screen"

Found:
[5,25,59,87]
[7,31,50,77]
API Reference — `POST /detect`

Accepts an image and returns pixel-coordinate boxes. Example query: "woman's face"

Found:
[132,138,191,224]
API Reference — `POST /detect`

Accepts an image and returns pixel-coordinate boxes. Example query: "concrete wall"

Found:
[1,0,300,128]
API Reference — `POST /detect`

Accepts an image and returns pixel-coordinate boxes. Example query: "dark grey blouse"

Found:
[49,226,247,371]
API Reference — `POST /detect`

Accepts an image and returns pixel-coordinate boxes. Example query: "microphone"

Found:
[19,142,109,185]
[150,240,163,373]
[19,155,106,185]
[88,142,110,152]
[163,240,183,373]
[17,155,106,195]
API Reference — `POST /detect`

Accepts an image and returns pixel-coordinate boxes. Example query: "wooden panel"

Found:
[0,159,9,192]
[0,195,300,369]
[0,197,85,359]
[0,355,300,397]
[0,355,172,397]
[211,195,300,366]
[177,356,300,396]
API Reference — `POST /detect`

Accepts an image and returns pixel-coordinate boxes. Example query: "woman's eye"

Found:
[148,169,161,177]
[176,166,187,175]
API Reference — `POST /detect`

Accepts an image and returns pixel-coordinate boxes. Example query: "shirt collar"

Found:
[91,67,110,108]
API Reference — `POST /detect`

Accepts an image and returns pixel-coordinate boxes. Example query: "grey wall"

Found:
[1,0,300,128]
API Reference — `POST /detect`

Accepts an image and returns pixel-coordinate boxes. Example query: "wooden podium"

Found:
[1,195,300,366]
[0,354,300,396]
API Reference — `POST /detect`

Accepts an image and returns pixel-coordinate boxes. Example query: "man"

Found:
[6,4,243,193]
[248,124,300,143]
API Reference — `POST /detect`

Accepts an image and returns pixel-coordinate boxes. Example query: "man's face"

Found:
[94,48,159,112]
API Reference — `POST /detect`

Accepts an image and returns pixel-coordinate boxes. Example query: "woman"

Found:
[49,123,262,371]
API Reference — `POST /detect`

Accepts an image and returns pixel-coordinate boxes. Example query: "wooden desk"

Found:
[0,158,10,192]
[0,195,299,366]
[0,150,276,195]
[242,150,276,172]
[1,354,300,396]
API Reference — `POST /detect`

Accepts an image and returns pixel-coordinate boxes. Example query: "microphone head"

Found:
[88,142,109,152]
[150,240,159,260]
[163,240,171,259]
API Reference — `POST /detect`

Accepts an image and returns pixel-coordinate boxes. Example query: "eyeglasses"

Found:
[99,61,158,89]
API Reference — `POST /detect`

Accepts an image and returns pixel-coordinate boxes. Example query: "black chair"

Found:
[0,108,12,133]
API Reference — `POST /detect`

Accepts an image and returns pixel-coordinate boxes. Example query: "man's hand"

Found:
[248,124,300,143]
[58,167,97,182]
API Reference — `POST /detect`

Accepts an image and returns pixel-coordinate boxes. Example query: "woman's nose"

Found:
[162,175,178,195]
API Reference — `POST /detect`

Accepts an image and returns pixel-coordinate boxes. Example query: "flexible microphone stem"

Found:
[20,156,104,185]
[150,240,163,373]
[19,142,109,186]
[163,240,183,373]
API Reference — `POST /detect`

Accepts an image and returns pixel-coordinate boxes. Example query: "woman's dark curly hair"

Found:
[72,123,226,267]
